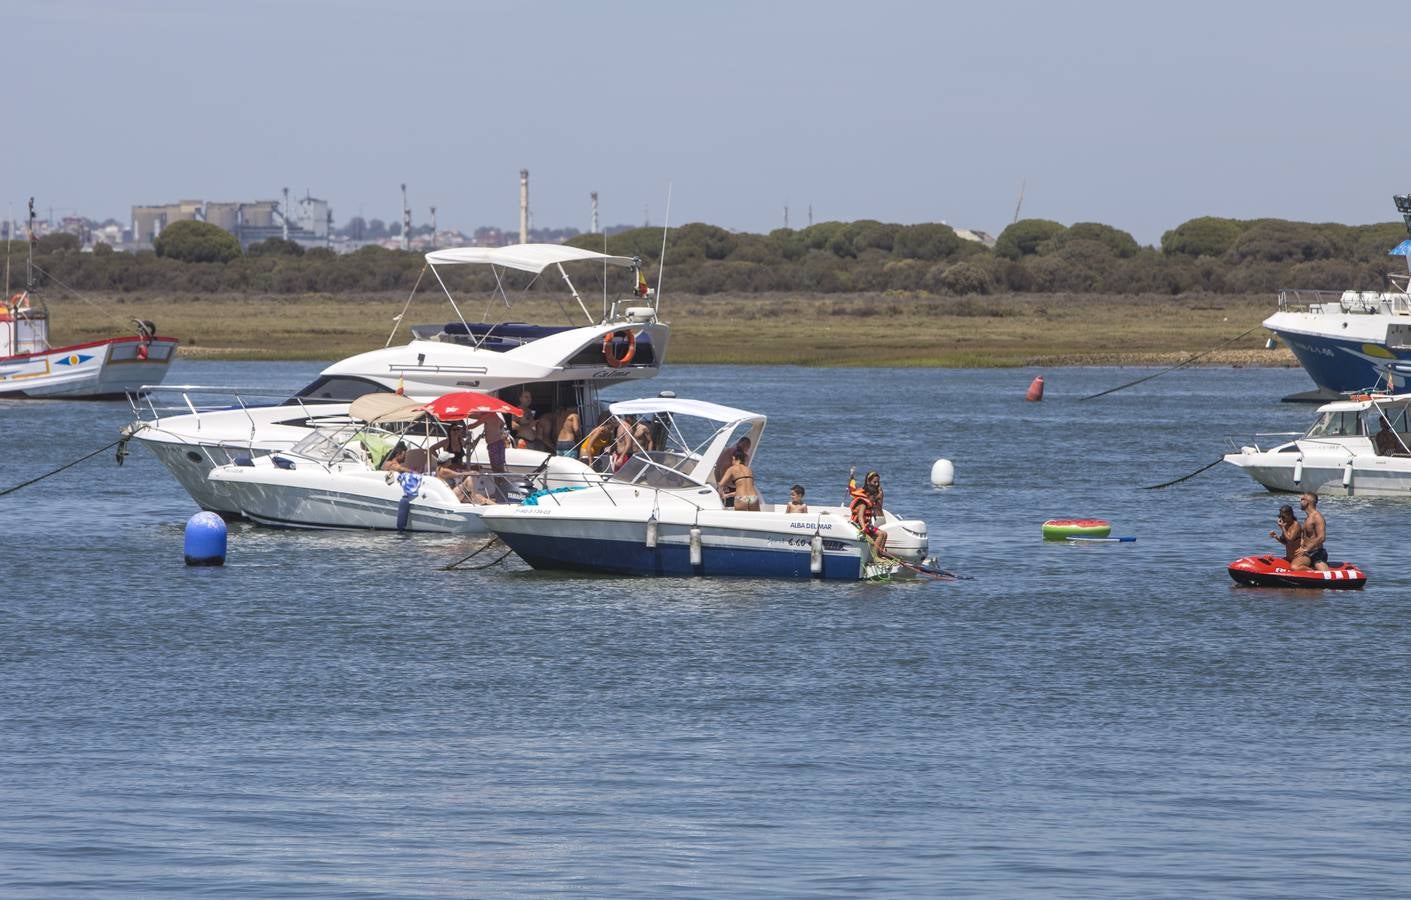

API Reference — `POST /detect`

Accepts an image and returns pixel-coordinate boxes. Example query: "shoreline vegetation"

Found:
[50,291,1296,368]
[22,211,1393,366]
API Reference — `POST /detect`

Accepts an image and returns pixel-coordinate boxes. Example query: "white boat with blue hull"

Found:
[478,398,931,581]
[1263,193,1411,395]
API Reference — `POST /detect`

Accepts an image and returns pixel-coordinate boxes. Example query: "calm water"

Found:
[1,361,1408,897]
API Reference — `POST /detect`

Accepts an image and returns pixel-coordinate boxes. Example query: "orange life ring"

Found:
[602,329,637,368]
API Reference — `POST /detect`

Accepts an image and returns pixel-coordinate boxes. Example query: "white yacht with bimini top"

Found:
[478,397,934,580]
[1224,391,1411,496]
[206,392,603,532]
[125,244,668,514]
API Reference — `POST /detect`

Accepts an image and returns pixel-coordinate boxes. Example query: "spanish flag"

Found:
[635,269,649,297]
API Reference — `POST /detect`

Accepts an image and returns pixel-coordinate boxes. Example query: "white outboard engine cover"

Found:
[879,518,928,563]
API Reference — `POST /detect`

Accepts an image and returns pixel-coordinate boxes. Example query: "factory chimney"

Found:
[519,169,529,245]
[429,205,437,250]
[400,183,410,251]
[282,186,290,241]
[590,191,599,235]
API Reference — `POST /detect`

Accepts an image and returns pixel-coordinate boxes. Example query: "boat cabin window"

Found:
[287,375,392,404]
[1306,410,1363,438]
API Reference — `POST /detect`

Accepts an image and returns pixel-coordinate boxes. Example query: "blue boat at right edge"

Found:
[1263,193,1411,396]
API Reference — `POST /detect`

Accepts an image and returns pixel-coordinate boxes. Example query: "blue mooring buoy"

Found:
[184,511,227,566]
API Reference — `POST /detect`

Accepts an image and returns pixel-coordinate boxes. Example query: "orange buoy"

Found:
[1025,375,1045,401]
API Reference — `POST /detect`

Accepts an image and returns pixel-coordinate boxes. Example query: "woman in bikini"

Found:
[719,448,760,511]
[1270,505,1301,562]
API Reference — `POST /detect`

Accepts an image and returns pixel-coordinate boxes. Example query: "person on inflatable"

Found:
[1269,505,1301,562]
[849,468,887,559]
[1292,492,1331,572]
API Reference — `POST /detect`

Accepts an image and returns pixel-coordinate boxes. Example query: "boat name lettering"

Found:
[789,522,832,531]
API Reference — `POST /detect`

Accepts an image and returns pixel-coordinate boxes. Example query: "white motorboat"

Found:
[126,244,669,514]
[2,200,177,399]
[206,392,602,532]
[1262,194,1411,396]
[1224,392,1411,496]
[478,397,933,580]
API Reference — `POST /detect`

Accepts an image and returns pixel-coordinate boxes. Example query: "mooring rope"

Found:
[440,537,508,571]
[1079,323,1264,401]
[28,263,131,331]
[0,438,124,497]
[1142,456,1225,490]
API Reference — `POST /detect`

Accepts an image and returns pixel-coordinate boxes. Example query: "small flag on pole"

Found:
[635,269,649,297]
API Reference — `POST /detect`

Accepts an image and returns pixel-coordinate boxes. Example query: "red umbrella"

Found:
[420,391,523,421]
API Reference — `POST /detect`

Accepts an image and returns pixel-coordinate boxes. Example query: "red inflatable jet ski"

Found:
[1227,555,1366,590]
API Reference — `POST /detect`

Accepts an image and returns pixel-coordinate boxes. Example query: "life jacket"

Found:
[849,487,873,528]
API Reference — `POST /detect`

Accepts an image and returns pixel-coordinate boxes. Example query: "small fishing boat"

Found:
[205,392,600,532]
[1,200,177,399]
[478,397,932,580]
[1227,555,1366,590]
[1223,392,1411,496]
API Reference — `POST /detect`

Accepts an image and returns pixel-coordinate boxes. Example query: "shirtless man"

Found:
[1269,504,1301,562]
[474,412,508,473]
[380,443,411,473]
[1291,492,1330,571]
[718,448,760,511]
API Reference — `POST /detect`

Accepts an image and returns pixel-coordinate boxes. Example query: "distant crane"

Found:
[1012,179,1026,224]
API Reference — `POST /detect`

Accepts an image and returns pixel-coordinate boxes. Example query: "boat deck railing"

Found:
[1277,288,1411,315]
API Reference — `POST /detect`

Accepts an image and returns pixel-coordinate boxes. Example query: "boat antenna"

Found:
[655,181,671,313]
[4,203,11,296]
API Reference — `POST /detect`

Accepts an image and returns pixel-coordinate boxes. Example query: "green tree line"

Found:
[8,215,1408,298]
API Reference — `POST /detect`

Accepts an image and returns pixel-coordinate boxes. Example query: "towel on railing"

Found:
[521,486,587,506]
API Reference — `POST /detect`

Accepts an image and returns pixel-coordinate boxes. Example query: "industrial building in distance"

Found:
[131,190,332,250]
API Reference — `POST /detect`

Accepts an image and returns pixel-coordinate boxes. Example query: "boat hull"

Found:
[1223,451,1411,497]
[480,506,929,581]
[1265,312,1411,394]
[208,466,491,534]
[0,337,178,399]
[1227,555,1366,589]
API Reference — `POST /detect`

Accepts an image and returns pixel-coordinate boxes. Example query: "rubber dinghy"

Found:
[1227,555,1367,590]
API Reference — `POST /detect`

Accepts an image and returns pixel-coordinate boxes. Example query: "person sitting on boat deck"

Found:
[786,484,808,514]
[449,464,496,505]
[380,442,411,473]
[1291,491,1331,572]
[631,415,654,452]
[1374,415,1406,456]
[474,411,509,473]
[555,408,582,457]
[1269,504,1302,562]
[849,468,887,558]
[714,436,752,486]
[719,448,760,511]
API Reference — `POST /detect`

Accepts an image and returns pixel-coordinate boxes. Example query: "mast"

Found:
[26,197,36,291]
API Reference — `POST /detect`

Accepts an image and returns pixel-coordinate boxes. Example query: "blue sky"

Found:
[8,0,1407,244]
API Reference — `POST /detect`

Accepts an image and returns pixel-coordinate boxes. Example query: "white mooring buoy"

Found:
[930,458,955,486]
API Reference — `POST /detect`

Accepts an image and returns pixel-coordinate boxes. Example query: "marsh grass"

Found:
[47,290,1297,367]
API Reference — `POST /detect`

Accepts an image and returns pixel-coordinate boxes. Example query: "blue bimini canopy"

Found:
[1388,239,1411,257]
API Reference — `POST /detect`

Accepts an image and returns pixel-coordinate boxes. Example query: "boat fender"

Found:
[645,515,658,549]
[602,329,637,368]
[689,526,702,569]
[137,343,149,360]
[396,496,411,532]
[809,532,824,576]
[1293,457,1303,485]
[1342,462,1353,488]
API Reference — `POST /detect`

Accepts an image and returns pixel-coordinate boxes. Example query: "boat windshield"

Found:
[290,425,366,464]
[611,451,701,489]
[1306,410,1364,438]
